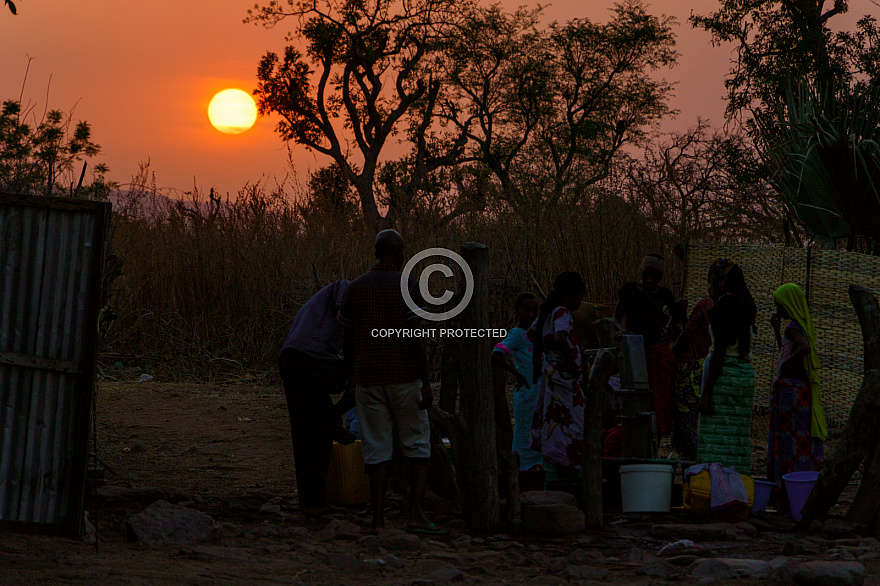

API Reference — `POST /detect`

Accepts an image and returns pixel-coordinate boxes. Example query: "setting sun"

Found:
[208,88,258,134]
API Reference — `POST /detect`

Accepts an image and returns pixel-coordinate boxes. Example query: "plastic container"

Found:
[620,464,673,513]
[326,440,370,506]
[752,478,777,513]
[783,471,819,521]
[683,470,755,522]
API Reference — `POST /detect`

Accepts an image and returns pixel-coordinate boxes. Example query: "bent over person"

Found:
[337,230,441,534]
[279,279,356,517]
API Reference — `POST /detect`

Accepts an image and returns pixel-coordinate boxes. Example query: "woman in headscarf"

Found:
[697,260,757,474]
[767,283,826,484]
[529,272,587,478]
[614,253,686,439]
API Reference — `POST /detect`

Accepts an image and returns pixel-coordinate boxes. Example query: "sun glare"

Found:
[208,89,257,135]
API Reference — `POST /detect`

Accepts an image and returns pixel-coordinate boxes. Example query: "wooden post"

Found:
[583,348,617,529]
[799,285,880,529]
[457,243,500,533]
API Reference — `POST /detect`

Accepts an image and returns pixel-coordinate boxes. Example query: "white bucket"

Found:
[619,464,674,513]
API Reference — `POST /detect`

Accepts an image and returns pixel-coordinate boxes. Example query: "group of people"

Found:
[493,253,827,491]
[281,234,827,531]
[279,230,440,534]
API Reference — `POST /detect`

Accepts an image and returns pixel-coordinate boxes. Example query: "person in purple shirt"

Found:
[279,279,356,517]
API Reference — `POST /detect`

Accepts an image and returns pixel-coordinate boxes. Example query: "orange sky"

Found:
[1,0,874,196]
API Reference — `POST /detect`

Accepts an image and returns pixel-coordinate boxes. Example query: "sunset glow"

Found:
[208,89,258,135]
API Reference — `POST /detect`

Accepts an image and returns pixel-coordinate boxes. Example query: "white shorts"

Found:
[355,380,431,467]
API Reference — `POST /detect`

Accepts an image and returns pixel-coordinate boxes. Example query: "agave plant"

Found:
[754,81,880,249]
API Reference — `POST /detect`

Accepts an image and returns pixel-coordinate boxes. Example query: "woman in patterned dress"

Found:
[529,272,587,478]
[767,283,826,484]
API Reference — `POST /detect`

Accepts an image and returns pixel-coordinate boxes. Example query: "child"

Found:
[492,293,543,471]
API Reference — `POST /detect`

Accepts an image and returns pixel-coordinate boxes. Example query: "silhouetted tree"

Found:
[248,0,469,230]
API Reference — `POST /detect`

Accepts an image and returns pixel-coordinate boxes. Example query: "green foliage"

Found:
[754,82,880,246]
[0,99,111,198]
[438,0,678,218]
[690,0,879,121]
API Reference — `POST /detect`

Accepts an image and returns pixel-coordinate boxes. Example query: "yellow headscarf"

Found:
[772,283,827,441]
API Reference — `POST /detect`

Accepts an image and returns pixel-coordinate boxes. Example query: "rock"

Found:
[638,561,672,578]
[823,547,857,561]
[284,526,308,538]
[627,547,659,564]
[96,486,171,503]
[82,511,96,545]
[521,490,578,507]
[427,568,464,583]
[138,374,154,382]
[791,561,865,586]
[227,495,269,511]
[822,522,861,540]
[860,537,880,552]
[651,523,736,541]
[560,565,609,580]
[733,521,758,536]
[415,560,457,574]
[328,519,362,540]
[328,552,362,570]
[378,528,423,552]
[130,442,148,453]
[521,503,585,534]
[157,443,172,452]
[383,554,404,569]
[834,538,861,547]
[666,555,699,567]
[568,549,605,564]
[659,539,699,556]
[251,524,278,537]
[259,502,283,515]
[691,558,772,580]
[126,500,219,545]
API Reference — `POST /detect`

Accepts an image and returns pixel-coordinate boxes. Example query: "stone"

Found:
[691,558,772,580]
[823,547,857,561]
[659,539,699,556]
[251,524,278,537]
[383,554,404,569]
[568,549,605,564]
[521,490,578,507]
[638,561,672,578]
[328,552,362,570]
[227,494,269,511]
[860,537,880,552]
[733,522,758,536]
[822,522,861,540]
[126,500,219,545]
[627,547,659,564]
[427,568,464,583]
[666,555,699,567]
[651,523,736,541]
[560,565,610,580]
[521,503,585,534]
[378,528,423,552]
[791,561,865,586]
[328,519,362,540]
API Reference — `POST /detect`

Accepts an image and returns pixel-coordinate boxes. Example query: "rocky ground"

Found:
[2,379,879,585]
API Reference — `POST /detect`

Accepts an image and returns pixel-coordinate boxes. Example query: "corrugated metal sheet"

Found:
[0,193,109,534]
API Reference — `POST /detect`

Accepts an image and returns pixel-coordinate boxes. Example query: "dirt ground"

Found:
[3,379,880,585]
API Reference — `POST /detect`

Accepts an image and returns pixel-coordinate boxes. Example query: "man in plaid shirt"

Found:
[338,230,439,533]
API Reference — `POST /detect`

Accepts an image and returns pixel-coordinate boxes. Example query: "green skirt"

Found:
[696,356,755,475]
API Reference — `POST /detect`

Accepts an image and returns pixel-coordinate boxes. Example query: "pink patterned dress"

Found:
[529,306,584,468]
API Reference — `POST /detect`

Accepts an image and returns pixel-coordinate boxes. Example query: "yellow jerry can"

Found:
[326,440,370,506]
[683,470,755,522]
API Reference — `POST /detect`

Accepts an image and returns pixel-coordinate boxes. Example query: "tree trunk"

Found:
[583,348,617,530]
[456,243,500,533]
[440,337,460,413]
[799,285,880,528]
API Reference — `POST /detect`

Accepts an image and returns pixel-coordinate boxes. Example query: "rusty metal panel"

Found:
[0,192,108,534]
